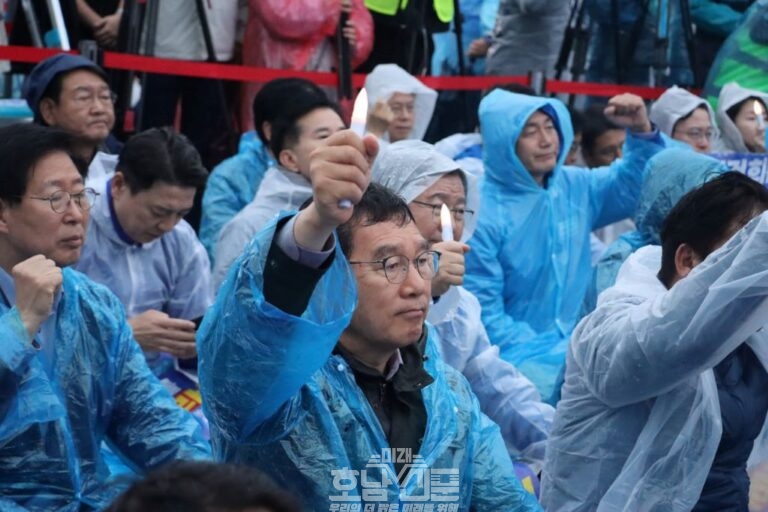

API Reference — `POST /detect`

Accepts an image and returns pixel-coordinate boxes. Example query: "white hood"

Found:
[649,86,718,140]
[364,64,438,142]
[716,82,768,153]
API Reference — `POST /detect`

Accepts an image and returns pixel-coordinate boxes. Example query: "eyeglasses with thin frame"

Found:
[71,90,118,109]
[411,200,474,222]
[676,128,715,141]
[26,188,100,213]
[349,250,440,284]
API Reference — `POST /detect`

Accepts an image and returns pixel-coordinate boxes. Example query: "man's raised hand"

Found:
[294,131,379,250]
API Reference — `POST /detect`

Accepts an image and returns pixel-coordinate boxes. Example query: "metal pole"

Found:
[20,0,43,47]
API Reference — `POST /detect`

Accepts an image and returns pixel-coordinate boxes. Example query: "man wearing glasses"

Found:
[372,140,554,469]
[198,131,540,511]
[76,128,211,367]
[0,123,209,510]
[23,53,122,190]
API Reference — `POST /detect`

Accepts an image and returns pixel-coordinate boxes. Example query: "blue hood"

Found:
[479,89,573,192]
[635,148,728,244]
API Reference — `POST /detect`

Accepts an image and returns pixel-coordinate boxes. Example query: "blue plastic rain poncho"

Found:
[581,148,728,317]
[211,166,312,291]
[199,131,273,263]
[198,215,542,511]
[464,90,667,401]
[542,219,768,510]
[0,268,210,510]
[372,140,554,465]
[76,182,212,322]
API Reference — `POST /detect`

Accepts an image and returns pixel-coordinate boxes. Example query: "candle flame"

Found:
[440,204,453,242]
[754,100,765,118]
[350,88,368,136]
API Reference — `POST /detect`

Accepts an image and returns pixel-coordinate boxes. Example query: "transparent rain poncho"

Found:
[543,213,768,510]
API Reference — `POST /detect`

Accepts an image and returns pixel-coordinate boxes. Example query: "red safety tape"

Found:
[0,44,672,99]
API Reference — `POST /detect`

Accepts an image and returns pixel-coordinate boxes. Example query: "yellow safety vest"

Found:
[365,0,454,23]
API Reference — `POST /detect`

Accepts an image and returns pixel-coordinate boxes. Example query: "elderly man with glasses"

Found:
[197,131,541,511]
[0,123,210,510]
[23,53,123,190]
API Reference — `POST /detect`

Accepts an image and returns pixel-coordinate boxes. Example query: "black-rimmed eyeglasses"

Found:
[349,250,440,284]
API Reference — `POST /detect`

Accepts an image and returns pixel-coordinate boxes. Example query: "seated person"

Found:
[198,131,541,511]
[543,172,768,510]
[76,128,211,365]
[649,85,718,153]
[372,140,554,466]
[580,148,727,317]
[364,64,438,145]
[717,82,768,154]
[23,53,121,189]
[212,93,345,291]
[0,123,209,510]
[200,78,328,263]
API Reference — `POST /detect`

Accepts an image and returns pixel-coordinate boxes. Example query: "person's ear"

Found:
[0,199,11,235]
[673,243,702,280]
[279,148,300,173]
[261,121,272,143]
[39,98,58,126]
[111,172,128,199]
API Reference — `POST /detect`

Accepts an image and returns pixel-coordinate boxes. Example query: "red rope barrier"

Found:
[0,44,674,99]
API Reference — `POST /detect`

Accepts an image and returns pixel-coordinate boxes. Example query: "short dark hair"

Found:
[726,96,768,123]
[671,105,709,133]
[337,183,416,258]
[269,92,341,158]
[658,172,768,286]
[0,123,86,206]
[118,127,208,193]
[253,78,327,146]
[106,461,300,512]
[581,104,622,157]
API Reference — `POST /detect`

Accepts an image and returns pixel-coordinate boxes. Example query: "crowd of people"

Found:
[2,0,768,511]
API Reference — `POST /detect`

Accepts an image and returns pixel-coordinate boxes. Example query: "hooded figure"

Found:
[581,148,728,316]
[464,89,667,401]
[649,86,719,152]
[364,64,438,144]
[372,140,554,464]
[716,82,768,153]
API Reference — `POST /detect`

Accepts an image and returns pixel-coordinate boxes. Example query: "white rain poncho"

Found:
[76,180,212,323]
[364,64,438,143]
[197,213,542,511]
[372,140,554,464]
[212,166,312,292]
[542,213,768,511]
[649,85,719,140]
[716,82,768,153]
